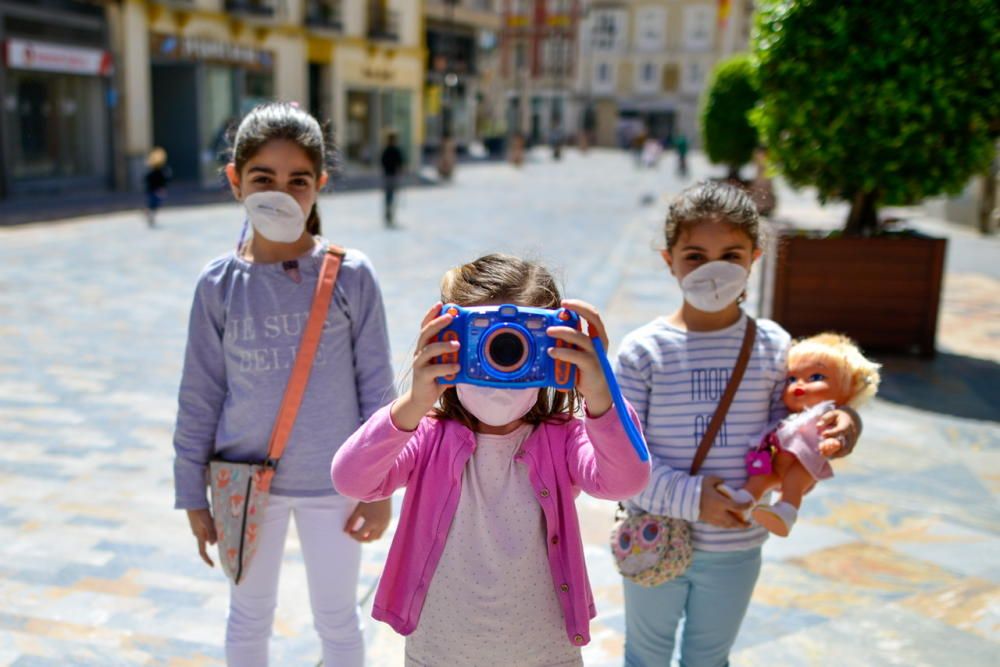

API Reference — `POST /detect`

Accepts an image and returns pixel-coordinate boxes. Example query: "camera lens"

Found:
[489,332,524,367]
[483,327,530,374]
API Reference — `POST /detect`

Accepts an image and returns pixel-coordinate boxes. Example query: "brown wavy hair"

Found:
[664,180,764,251]
[433,253,579,430]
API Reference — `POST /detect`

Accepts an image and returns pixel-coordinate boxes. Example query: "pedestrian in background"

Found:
[509,132,526,167]
[173,102,396,667]
[144,147,171,228]
[380,129,405,228]
[437,132,457,181]
[674,134,689,178]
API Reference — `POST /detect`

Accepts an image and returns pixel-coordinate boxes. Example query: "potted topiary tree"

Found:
[701,54,759,184]
[702,54,775,215]
[752,0,1000,355]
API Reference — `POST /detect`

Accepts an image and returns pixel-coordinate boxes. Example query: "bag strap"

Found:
[689,317,757,476]
[263,245,346,470]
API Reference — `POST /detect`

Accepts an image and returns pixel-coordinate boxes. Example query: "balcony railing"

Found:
[367,2,400,41]
[226,0,277,17]
[306,0,343,30]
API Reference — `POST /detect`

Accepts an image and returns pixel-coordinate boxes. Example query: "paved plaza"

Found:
[1,149,998,665]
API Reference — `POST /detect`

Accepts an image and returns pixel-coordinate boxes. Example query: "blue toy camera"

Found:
[434,303,581,389]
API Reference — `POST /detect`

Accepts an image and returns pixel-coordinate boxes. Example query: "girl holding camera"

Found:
[331,253,650,667]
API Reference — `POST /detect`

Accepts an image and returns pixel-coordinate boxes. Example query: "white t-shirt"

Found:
[404,423,583,667]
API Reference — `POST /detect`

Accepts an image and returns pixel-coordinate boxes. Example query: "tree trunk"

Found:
[845,191,879,236]
[979,150,998,235]
[727,165,742,182]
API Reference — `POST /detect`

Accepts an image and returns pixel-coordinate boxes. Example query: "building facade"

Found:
[124,0,424,187]
[0,0,424,204]
[422,0,502,154]
[499,0,582,145]
[0,0,117,200]
[575,0,753,148]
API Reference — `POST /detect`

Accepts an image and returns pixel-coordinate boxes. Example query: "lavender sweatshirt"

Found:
[173,241,396,510]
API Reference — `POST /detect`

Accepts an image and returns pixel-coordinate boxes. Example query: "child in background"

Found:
[173,103,396,667]
[144,147,171,227]
[332,253,650,667]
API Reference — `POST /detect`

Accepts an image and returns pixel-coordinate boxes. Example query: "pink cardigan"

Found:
[331,402,650,646]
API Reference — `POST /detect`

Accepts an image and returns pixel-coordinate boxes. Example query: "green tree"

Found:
[701,54,760,181]
[752,0,1000,235]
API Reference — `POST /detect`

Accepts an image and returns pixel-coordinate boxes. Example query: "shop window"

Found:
[662,63,680,92]
[635,61,660,94]
[590,9,627,53]
[368,0,399,41]
[683,5,714,52]
[2,70,108,183]
[592,60,615,95]
[306,0,343,29]
[226,0,277,16]
[681,59,707,94]
[634,6,667,52]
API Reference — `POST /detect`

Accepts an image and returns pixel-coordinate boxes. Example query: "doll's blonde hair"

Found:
[787,333,881,408]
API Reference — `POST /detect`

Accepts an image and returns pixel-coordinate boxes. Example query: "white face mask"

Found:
[456,384,540,427]
[244,191,307,243]
[680,261,750,313]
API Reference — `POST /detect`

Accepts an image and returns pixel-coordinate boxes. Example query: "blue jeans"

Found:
[623,547,762,667]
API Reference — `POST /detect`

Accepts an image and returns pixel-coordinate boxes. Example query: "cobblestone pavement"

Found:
[1,149,997,666]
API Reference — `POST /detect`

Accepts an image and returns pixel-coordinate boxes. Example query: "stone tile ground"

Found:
[0,149,997,665]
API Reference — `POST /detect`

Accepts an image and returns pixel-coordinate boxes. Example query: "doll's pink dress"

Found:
[775,400,836,481]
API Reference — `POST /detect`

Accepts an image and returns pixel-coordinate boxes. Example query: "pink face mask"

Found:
[456,384,540,427]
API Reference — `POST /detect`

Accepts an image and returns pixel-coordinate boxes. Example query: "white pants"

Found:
[226,493,364,667]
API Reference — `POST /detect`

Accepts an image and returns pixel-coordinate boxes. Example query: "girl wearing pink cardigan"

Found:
[332,254,650,667]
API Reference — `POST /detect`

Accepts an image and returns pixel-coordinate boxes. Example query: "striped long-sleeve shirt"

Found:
[614,313,790,551]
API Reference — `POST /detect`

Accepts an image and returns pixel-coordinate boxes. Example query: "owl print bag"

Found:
[209,246,345,585]
[611,318,756,587]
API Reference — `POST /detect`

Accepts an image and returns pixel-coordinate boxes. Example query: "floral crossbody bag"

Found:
[610,318,757,587]
[209,245,345,585]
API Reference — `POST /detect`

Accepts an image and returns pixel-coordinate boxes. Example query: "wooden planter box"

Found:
[766,234,947,356]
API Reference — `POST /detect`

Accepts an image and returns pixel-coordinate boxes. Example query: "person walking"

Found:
[144,147,171,228]
[380,130,405,228]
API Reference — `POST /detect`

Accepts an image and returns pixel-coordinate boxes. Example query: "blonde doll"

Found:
[722,333,881,536]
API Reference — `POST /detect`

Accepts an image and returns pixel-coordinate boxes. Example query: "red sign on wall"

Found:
[5,39,113,76]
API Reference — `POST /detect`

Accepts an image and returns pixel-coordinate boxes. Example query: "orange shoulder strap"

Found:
[264,245,346,467]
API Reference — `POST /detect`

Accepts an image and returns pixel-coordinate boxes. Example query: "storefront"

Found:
[344,87,413,167]
[335,42,422,172]
[0,3,114,200]
[149,34,274,186]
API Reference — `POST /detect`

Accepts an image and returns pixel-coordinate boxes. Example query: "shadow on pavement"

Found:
[877,351,1000,422]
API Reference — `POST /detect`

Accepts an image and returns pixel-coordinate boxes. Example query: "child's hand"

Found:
[546,299,613,417]
[344,498,392,542]
[698,476,752,529]
[186,508,217,567]
[818,408,860,458]
[390,302,461,431]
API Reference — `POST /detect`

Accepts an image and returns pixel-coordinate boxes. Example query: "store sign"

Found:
[5,39,113,76]
[151,34,273,70]
[362,65,394,82]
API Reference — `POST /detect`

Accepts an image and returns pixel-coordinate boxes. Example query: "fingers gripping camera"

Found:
[433,304,581,389]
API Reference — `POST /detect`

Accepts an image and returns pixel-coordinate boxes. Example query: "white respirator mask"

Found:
[680,261,750,313]
[244,191,307,243]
